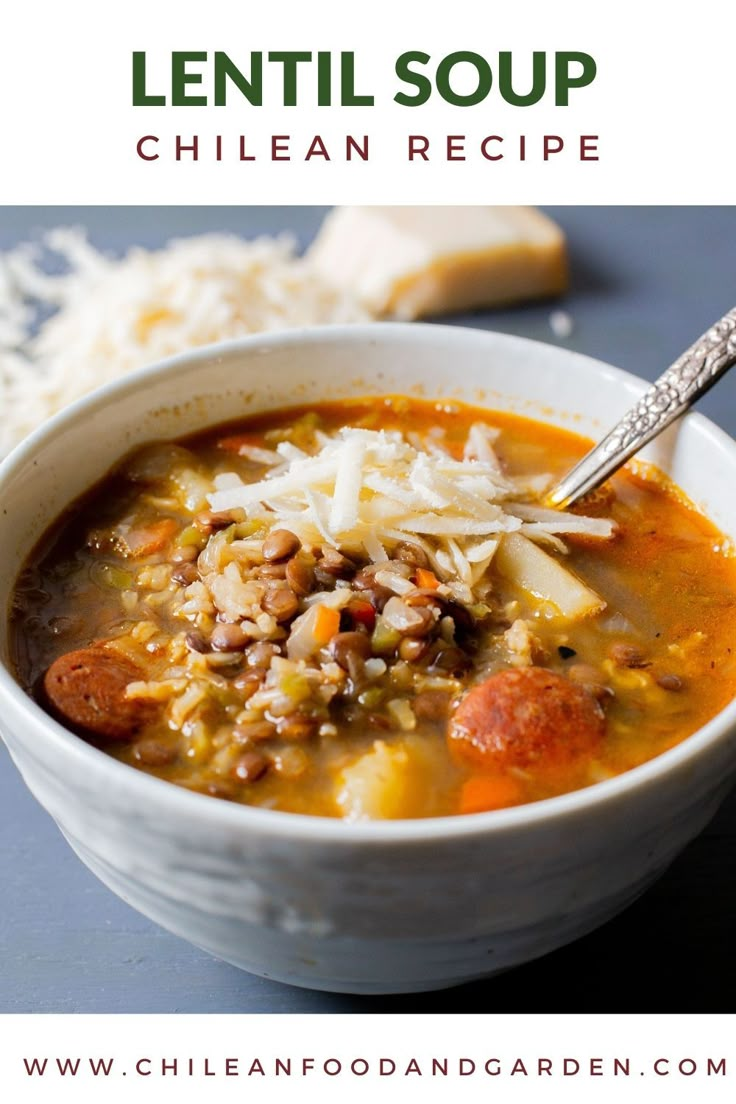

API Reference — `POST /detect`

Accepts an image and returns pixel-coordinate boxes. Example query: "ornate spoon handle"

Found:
[547,307,736,509]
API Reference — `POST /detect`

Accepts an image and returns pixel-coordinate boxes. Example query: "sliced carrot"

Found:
[415,567,441,590]
[217,433,265,453]
[121,518,179,558]
[459,775,522,815]
[313,605,340,647]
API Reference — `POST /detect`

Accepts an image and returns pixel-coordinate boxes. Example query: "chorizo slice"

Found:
[43,645,157,744]
[448,666,605,773]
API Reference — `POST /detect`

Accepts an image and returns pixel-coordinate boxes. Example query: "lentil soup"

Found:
[10,397,736,819]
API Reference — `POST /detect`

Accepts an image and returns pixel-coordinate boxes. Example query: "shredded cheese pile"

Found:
[208,425,614,605]
[0,228,368,457]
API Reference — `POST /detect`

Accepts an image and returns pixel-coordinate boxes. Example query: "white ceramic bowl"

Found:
[2,323,736,995]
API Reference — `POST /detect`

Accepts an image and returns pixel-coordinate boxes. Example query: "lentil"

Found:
[262,529,301,562]
[286,553,316,596]
[262,586,300,622]
[211,623,250,651]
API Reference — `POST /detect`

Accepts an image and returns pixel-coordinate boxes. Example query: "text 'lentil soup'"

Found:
[10,397,736,819]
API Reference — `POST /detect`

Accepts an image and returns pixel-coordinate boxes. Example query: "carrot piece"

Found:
[415,567,441,590]
[217,433,265,453]
[313,605,340,646]
[122,518,179,558]
[459,775,522,815]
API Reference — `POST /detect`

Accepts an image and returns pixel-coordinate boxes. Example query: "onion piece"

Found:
[382,596,428,633]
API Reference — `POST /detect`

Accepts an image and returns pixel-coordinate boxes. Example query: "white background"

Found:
[1,0,734,203]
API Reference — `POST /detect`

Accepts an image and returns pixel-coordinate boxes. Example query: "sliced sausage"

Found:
[448,666,605,773]
[43,645,157,743]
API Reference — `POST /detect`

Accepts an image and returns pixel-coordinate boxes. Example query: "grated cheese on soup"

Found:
[0,228,368,457]
[207,424,615,607]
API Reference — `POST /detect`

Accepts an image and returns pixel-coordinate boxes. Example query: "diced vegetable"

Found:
[336,740,413,821]
[314,605,340,646]
[459,775,522,814]
[494,532,605,619]
[176,524,206,549]
[171,468,215,513]
[121,443,198,484]
[357,686,385,709]
[90,562,134,590]
[286,604,341,661]
[371,616,401,655]
[279,669,312,706]
[119,518,179,558]
[415,567,440,590]
[382,596,429,634]
[387,698,416,731]
[234,519,266,539]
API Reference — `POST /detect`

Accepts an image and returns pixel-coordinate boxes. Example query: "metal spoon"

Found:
[547,307,736,509]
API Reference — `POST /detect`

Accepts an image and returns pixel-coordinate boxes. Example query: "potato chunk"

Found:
[336,740,415,821]
[495,532,605,619]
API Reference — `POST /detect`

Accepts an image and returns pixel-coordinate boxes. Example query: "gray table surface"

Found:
[2,206,736,1013]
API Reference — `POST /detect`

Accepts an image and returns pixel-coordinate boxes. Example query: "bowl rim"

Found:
[3,320,736,845]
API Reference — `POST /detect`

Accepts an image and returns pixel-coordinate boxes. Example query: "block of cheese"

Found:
[306,206,567,319]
